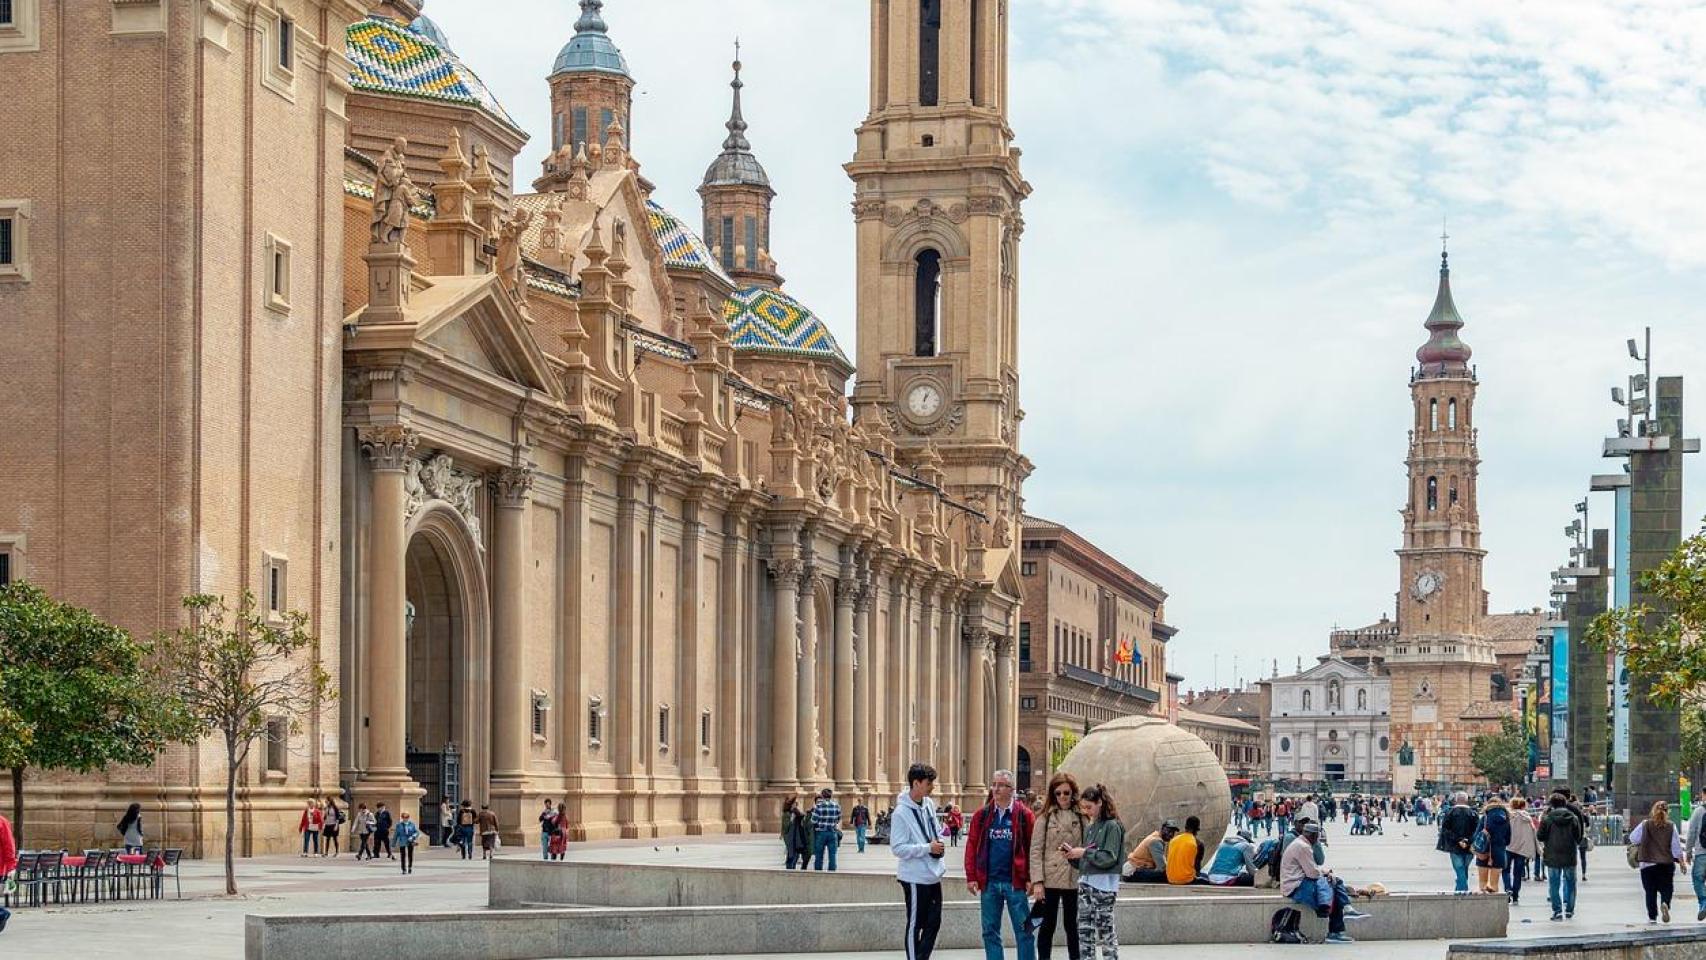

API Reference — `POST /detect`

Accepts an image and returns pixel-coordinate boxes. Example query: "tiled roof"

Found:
[723,285,850,370]
[646,201,734,286]
[346,16,521,133]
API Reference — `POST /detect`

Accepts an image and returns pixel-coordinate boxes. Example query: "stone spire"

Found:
[1416,243,1472,373]
[723,47,751,154]
[702,45,771,192]
[700,41,780,287]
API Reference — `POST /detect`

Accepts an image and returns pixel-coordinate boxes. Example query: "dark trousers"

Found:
[1126,868,1168,884]
[1641,864,1676,919]
[900,879,943,960]
[1036,886,1079,960]
[0,903,10,933]
[399,843,415,873]
[373,832,392,858]
[356,833,372,859]
[1505,854,1527,901]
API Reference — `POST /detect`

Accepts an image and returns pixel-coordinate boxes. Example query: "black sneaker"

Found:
[1549,913,1563,922]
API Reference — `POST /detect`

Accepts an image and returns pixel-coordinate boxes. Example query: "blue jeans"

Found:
[1449,852,1471,892]
[1548,866,1577,915]
[1277,817,1291,837]
[1692,855,1706,908]
[979,880,1036,960]
[855,824,867,852]
[301,830,319,855]
[813,829,839,871]
[541,832,552,860]
[1505,854,1527,901]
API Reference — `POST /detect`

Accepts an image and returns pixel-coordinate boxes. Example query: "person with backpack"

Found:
[372,802,394,859]
[1438,792,1479,893]
[964,768,1036,960]
[1279,822,1359,944]
[394,810,421,875]
[1473,797,1511,894]
[892,763,947,960]
[1628,800,1684,923]
[1505,797,1539,905]
[1537,793,1583,920]
[455,800,478,860]
[1274,798,1292,839]
[1064,784,1124,960]
[1206,829,1258,886]
[353,803,376,860]
[1029,773,1084,960]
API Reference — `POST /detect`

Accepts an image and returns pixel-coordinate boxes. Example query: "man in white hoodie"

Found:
[893,762,948,960]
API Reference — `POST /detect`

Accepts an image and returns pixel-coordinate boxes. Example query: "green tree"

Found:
[1470,715,1529,788]
[1050,730,1080,772]
[0,582,183,849]
[1682,707,1706,778]
[1586,517,1706,706]
[156,593,332,895]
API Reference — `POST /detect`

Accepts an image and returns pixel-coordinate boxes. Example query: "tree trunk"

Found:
[10,766,23,851]
[225,741,238,896]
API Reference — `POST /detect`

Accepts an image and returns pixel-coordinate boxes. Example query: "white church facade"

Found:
[1263,658,1392,786]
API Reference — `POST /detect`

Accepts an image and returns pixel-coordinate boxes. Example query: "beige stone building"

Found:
[1176,709,1262,781]
[1,0,1034,851]
[1015,515,1174,793]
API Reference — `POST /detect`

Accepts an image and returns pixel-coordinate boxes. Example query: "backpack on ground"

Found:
[1269,907,1308,944]
[1253,837,1280,869]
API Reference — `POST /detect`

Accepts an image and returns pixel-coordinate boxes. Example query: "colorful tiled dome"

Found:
[552,0,630,78]
[646,200,735,287]
[347,15,520,131]
[723,286,851,371]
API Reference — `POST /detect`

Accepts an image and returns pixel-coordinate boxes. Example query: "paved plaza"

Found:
[5,824,1693,958]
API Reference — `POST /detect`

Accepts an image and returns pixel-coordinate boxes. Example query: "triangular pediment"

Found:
[1294,657,1375,682]
[426,314,504,376]
[410,273,563,400]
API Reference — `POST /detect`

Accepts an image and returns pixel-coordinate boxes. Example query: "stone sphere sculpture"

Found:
[1057,715,1233,858]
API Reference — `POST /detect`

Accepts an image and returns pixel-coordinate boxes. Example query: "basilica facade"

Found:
[1,0,1031,851]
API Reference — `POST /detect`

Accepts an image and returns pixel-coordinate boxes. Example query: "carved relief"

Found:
[370,137,418,246]
[405,453,484,543]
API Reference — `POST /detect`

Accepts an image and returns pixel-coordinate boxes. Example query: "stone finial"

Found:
[468,143,498,242]
[566,143,592,201]
[432,129,471,222]
[601,118,627,170]
[538,196,564,254]
[371,136,417,247]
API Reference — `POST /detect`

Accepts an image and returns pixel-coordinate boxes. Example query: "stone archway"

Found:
[402,505,490,836]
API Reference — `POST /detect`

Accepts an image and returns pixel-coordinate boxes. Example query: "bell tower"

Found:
[1388,244,1499,786]
[848,0,1030,533]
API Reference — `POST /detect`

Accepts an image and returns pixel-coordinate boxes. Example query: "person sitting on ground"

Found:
[1206,828,1259,887]
[1280,822,1369,944]
[1166,815,1209,885]
[1123,820,1178,883]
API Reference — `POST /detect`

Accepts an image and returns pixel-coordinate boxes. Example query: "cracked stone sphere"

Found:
[1057,714,1233,857]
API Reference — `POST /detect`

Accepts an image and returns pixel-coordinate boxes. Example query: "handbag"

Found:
[1626,843,1640,869]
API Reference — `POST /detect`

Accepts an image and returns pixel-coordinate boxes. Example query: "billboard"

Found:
[1550,624,1570,783]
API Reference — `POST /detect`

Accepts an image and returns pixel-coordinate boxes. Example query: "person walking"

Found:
[354,803,376,860]
[1505,797,1539,906]
[322,797,344,857]
[1629,800,1684,923]
[297,799,321,857]
[1281,822,1355,944]
[548,802,570,860]
[440,800,455,848]
[117,802,145,855]
[373,803,394,860]
[0,811,16,934]
[1687,797,1706,920]
[781,796,811,870]
[946,805,964,848]
[851,797,872,853]
[538,799,557,860]
[1166,816,1207,885]
[455,800,478,860]
[395,810,420,875]
[1438,792,1479,893]
[1475,796,1511,894]
[893,763,947,960]
[1564,790,1593,883]
[1064,784,1123,960]
[811,788,843,871]
[964,768,1036,960]
[1274,798,1292,839]
[1537,794,1583,921]
[478,804,500,860]
[1029,773,1084,960]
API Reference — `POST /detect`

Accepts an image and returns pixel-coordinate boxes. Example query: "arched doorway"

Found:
[403,507,489,840]
[1016,747,1032,792]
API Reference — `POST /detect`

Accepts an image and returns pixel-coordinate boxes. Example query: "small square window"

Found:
[260,9,297,99]
[0,201,30,282]
[0,1,13,27]
[1020,561,1036,577]
[531,691,551,742]
[0,0,37,51]
[587,696,603,749]
[265,234,291,313]
[262,553,288,621]
[265,717,289,776]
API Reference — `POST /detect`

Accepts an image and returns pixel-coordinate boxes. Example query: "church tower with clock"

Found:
[847,0,1032,563]
[1386,247,1502,788]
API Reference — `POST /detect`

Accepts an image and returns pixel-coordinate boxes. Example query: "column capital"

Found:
[964,625,993,653]
[767,556,805,588]
[492,464,537,507]
[993,634,1016,658]
[854,582,876,614]
[836,576,860,607]
[359,423,419,472]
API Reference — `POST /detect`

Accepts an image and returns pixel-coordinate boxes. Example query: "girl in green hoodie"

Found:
[1066,784,1125,960]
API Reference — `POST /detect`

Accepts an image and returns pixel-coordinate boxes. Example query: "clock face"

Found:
[1412,571,1443,601]
[906,382,944,419]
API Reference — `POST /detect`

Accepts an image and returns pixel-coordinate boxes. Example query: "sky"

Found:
[425,0,1706,692]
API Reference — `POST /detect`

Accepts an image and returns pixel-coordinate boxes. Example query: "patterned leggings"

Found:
[1076,883,1118,960]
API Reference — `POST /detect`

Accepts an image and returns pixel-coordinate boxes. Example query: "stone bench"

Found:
[1447,929,1706,960]
[245,891,1507,960]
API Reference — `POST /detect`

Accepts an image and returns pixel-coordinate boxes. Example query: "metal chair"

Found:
[28,851,64,906]
[161,849,183,900]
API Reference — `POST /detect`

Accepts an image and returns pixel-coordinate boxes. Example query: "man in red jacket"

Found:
[0,812,16,933]
[965,769,1036,960]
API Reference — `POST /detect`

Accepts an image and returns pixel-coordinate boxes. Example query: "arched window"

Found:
[1356,688,1368,710]
[1426,476,1438,512]
[1429,399,1439,432]
[1016,746,1032,791]
[1448,398,1458,431]
[918,0,942,107]
[1302,690,1312,710]
[915,249,941,356]
[1449,477,1459,507]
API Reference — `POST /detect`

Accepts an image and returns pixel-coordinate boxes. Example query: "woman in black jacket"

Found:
[781,797,812,870]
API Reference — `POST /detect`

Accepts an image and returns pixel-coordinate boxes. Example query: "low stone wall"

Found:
[247,892,1507,960]
[1447,929,1706,960]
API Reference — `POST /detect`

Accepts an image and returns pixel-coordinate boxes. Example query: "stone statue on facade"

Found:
[371,137,418,246]
[496,206,533,305]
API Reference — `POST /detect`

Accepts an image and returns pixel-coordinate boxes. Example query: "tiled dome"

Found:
[723,286,851,371]
[552,0,631,78]
[347,15,520,131]
[646,200,735,287]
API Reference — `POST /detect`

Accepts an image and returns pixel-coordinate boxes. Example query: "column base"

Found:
[351,775,427,827]
[489,775,533,847]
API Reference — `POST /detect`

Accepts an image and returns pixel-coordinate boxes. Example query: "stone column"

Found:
[917,583,937,767]
[964,628,989,794]
[887,571,908,774]
[852,575,873,790]
[357,425,420,807]
[798,569,821,783]
[491,465,535,783]
[767,557,802,786]
[995,634,1017,776]
[939,596,959,796]
[833,572,857,791]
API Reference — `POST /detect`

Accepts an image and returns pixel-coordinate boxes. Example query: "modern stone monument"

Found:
[1058,714,1233,855]
[1566,529,1609,792]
